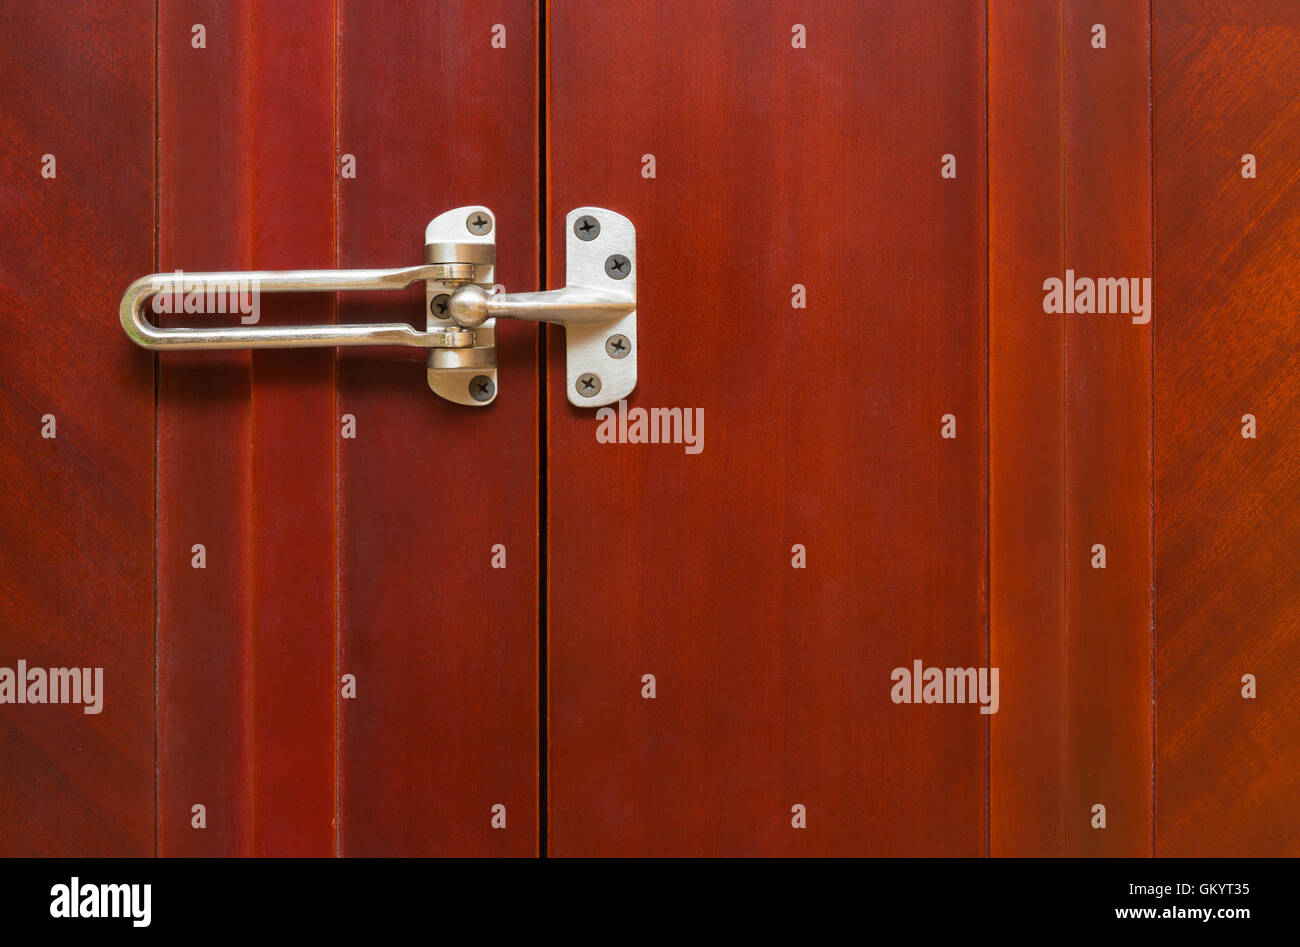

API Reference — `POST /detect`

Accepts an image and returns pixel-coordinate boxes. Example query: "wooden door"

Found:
[545,0,1296,857]
[1,0,1296,860]
[546,1,990,856]
[155,0,540,857]
[2,0,540,857]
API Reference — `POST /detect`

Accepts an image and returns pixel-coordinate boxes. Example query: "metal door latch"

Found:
[119,206,637,407]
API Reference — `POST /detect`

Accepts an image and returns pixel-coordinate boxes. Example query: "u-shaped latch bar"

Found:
[119,206,637,407]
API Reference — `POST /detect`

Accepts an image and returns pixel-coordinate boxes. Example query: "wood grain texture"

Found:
[1153,0,1300,855]
[547,1,988,856]
[988,0,1067,856]
[336,0,539,856]
[1062,0,1154,857]
[244,1,339,857]
[156,0,253,857]
[989,0,1154,857]
[0,0,154,856]
[156,0,541,857]
[157,0,338,856]
[0,0,1292,859]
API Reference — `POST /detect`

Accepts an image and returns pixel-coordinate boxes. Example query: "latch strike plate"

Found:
[119,205,638,408]
[559,207,637,407]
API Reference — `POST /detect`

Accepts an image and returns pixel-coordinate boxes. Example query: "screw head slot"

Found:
[430,293,450,318]
[469,374,495,402]
[605,334,631,359]
[466,212,492,235]
[604,254,630,279]
[575,373,602,397]
[574,215,601,241]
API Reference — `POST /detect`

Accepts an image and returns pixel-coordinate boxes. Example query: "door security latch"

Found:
[119,206,637,407]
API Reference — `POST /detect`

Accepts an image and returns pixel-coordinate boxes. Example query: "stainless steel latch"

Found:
[119,206,637,407]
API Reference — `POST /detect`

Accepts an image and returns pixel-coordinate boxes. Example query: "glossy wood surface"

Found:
[547,0,989,856]
[1153,0,1300,856]
[157,0,540,855]
[157,0,337,856]
[0,0,155,856]
[0,0,1294,858]
[336,0,540,857]
[988,0,1068,855]
[989,0,1155,858]
[1061,0,1153,857]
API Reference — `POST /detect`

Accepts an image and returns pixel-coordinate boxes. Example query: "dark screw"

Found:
[575,373,602,397]
[470,374,495,402]
[574,215,601,241]
[604,254,630,279]
[430,293,450,318]
[605,334,631,359]
[467,212,492,235]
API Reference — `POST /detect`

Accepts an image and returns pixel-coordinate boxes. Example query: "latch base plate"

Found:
[425,205,498,406]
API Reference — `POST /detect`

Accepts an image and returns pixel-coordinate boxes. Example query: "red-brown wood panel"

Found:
[988,0,1068,856]
[156,0,252,856]
[158,0,337,856]
[336,1,539,856]
[156,0,540,857]
[0,1,154,856]
[1062,0,1154,856]
[547,1,988,856]
[245,2,339,856]
[989,0,1153,857]
[3,0,1292,862]
[1153,0,1300,856]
